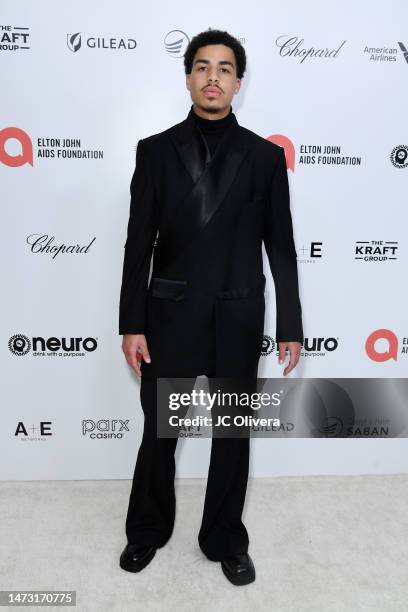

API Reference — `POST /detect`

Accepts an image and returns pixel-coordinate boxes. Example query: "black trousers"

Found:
[124,370,251,562]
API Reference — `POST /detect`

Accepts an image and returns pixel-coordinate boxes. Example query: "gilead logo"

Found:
[266,135,295,172]
[0,127,33,167]
[365,329,398,362]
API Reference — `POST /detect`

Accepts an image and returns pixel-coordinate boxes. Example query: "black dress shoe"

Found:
[119,543,157,573]
[221,552,256,586]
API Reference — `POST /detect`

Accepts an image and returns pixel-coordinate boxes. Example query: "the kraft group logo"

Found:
[365,329,399,362]
[354,240,398,262]
[0,24,30,52]
[0,127,33,167]
[164,30,190,58]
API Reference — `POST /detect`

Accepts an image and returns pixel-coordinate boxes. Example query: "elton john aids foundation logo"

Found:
[365,329,398,362]
[0,127,33,167]
[266,135,295,171]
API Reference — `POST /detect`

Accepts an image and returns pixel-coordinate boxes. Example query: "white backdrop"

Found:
[2,0,407,480]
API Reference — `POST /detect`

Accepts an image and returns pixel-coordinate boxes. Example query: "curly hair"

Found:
[183,28,247,79]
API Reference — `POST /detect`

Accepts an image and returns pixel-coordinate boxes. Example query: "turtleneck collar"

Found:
[189,104,234,132]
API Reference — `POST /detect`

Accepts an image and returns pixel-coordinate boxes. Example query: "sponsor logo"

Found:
[0,24,30,51]
[26,234,96,259]
[9,334,98,358]
[0,129,103,167]
[82,419,130,439]
[390,145,408,169]
[163,30,189,57]
[15,422,53,441]
[67,32,137,53]
[354,241,398,262]
[275,35,346,63]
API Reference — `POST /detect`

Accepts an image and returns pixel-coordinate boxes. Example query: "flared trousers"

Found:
[124,370,251,562]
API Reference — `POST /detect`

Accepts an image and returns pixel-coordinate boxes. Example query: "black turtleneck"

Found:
[190,104,234,158]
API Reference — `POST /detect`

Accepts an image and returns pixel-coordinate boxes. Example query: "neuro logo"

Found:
[261,335,275,356]
[67,32,81,52]
[8,334,31,356]
[266,135,295,172]
[0,127,33,167]
[8,334,98,357]
[164,30,189,58]
[390,145,408,169]
[365,329,398,362]
[398,42,408,64]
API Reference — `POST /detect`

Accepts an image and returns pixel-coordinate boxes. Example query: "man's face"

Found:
[186,44,241,114]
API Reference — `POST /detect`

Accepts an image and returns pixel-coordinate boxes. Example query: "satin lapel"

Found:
[160,110,250,268]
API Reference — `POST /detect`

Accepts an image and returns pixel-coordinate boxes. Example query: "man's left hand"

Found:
[278,341,302,376]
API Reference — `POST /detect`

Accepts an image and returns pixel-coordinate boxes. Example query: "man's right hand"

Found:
[122,334,151,377]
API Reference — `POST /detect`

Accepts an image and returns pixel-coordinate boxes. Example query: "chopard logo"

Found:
[275,35,346,63]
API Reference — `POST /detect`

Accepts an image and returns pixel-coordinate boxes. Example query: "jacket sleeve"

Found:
[119,139,158,335]
[263,145,304,345]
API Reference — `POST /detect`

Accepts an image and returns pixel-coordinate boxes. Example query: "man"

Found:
[118,28,303,586]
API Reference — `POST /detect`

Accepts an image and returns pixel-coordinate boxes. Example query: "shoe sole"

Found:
[221,562,256,586]
[119,548,157,573]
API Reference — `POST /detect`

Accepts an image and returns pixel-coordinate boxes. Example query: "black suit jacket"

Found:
[119,105,303,378]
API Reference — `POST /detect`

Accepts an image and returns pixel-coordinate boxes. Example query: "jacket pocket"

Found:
[150,276,187,301]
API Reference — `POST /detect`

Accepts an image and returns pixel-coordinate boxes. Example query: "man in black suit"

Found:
[118,28,303,586]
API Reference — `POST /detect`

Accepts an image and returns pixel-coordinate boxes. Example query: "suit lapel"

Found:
[159,106,250,268]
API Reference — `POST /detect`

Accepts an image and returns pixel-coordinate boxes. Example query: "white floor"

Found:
[0,475,407,612]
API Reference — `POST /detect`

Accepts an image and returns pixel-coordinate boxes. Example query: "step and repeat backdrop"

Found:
[2,1,407,479]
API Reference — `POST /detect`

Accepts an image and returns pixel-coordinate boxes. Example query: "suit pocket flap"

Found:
[150,277,187,301]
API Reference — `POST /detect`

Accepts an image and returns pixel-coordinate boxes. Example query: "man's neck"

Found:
[192,103,232,121]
